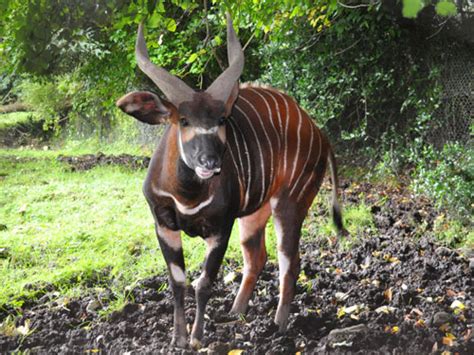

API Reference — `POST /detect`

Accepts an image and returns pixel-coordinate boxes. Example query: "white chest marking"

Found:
[157,189,214,215]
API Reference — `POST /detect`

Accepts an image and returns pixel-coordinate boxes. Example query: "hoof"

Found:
[274,312,289,332]
[276,320,288,333]
[230,299,248,315]
[190,337,202,350]
[230,305,246,314]
[171,335,187,348]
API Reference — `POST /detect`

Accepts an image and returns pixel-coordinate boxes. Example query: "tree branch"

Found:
[337,1,377,9]
[334,38,362,56]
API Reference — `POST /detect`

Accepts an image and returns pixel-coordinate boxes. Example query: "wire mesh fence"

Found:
[426,47,473,148]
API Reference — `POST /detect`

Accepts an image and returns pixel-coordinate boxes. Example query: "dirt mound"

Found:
[57,153,150,171]
[1,232,471,354]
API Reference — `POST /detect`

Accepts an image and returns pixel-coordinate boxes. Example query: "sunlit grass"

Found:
[0,112,40,131]
[301,185,375,249]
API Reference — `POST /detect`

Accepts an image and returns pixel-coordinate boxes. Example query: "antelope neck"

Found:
[175,154,214,203]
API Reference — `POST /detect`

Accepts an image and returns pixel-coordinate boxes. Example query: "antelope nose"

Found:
[198,154,219,170]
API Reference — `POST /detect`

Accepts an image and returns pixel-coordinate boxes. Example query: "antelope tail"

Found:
[327,146,344,234]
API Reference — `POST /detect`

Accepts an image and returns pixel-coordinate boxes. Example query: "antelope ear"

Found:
[224,83,240,117]
[116,91,175,125]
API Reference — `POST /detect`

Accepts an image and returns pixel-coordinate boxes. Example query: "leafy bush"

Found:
[412,143,473,223]
[258,6,445,159]
[0,112,39,131]
[15,76,74,132]
[0,111,47,146]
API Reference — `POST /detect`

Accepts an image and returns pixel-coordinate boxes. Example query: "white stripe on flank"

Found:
[235,104,266,206]
[226,141,243,202]
[250,88,281,191]
[229,117,251,210]
[156,189,213,215]
[290,119,315,196]
[289,103,302,185]
[274,91,290,175]
[227,119,245,182]
[239,94,274,204]
[297,170,315,201]
[226,120,245,208]
[264,90,283,149]
[296,128,322,201]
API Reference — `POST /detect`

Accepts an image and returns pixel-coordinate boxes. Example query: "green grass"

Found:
[301,187,375,250]
[432,214,474,251]
[57,137,154,156]
[0,112,40,131]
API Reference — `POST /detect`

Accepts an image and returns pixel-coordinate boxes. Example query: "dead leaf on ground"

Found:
[442,333,456,346]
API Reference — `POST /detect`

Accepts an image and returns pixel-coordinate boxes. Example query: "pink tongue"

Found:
[197,167,212,177]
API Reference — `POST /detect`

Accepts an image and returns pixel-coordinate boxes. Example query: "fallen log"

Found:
[0,102,30,113]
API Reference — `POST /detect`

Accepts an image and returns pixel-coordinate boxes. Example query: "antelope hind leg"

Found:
[231,202,271,314]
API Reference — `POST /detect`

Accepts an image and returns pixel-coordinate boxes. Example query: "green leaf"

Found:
[436,1,457,16]
[213,35,222,46]
[165,18,177,32]
[186,53,198,64]
[402,0,423,19]
[148,11,161,28]
[290,6,301,19]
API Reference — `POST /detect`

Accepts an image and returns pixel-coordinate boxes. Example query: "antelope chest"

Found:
[154,192,231,238]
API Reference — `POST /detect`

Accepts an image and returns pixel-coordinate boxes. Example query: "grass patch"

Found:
[0,112,47,147]
[432,214,474,251]
[302,188,375,249]
[0,112,40,131]
[57,137,154,156]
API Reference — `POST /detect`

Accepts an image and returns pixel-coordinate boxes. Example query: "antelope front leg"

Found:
[190,230,231,348]
[155,224,187,348]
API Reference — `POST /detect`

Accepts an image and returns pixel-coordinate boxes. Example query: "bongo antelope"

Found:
[117,14,344,348]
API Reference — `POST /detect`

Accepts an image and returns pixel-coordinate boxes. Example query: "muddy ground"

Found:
[1,154,472,354]
[57,153,150,171]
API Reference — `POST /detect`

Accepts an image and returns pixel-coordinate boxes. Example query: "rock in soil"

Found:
[327,324,369,348]
[432,311,453,326]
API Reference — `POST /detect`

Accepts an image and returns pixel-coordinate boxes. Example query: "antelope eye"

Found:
[180,118,189,127]
[218,117,226,126]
